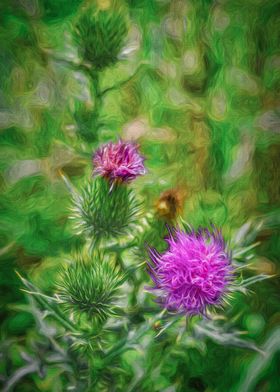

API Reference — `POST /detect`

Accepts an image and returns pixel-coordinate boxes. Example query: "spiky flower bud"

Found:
[71,177,142,245]
[93,140,146,184]
[57,255,124,322]
[147,226,233,316]
[75,6,128,69]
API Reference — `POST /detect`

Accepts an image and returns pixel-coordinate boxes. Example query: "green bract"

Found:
[75,7,128,69]
[57,255,124,322]
[71,177,142,245]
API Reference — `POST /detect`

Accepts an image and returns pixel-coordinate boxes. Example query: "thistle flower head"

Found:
[71,177,142,245]
[75,6,128,69]
[93,140,146,183]
[57,255,124,322]
[147,227,233,316]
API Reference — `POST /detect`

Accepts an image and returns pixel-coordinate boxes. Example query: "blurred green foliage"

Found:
[0,0,280,391]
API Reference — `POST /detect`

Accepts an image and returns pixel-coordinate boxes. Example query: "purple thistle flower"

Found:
[147,227,233,316]
[93,140,146,183]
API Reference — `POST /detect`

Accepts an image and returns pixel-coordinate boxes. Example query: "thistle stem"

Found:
[89,69,102,137]
[103,311,166,364]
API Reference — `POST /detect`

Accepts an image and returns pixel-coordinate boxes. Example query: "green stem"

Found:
[103,324,148,365]
[98,63,146,97]
[87,368,92,392]
[89,69,102,135]
[103,311,167,365]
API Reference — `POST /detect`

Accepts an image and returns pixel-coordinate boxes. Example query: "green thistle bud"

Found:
[71,177,142,246]
[57,254,124,322]
[75,5,128,69]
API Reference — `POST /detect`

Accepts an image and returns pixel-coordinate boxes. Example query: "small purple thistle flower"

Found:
[147,227,233,316]
[93,140,146,183]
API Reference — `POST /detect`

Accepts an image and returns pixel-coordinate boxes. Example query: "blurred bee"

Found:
[155,188,186,222]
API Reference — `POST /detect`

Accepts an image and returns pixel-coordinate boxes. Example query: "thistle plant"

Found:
[72,3,130,142]
[8,3,275,391]
[15,145,272,389]
[70,140,144,247]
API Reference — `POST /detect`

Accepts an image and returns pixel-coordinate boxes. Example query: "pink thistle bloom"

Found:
[93,140,146,183]
[147,227,233,316]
